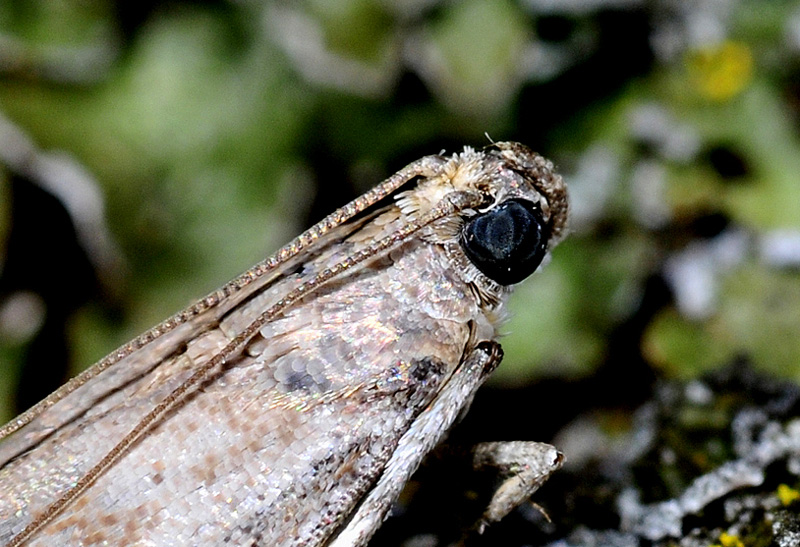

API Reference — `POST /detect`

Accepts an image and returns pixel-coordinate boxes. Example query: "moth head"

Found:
[458,142,568,287]
[393,142,567,303]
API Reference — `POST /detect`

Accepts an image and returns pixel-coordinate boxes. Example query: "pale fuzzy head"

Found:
[395,142,569,314]
[396,143,567,246]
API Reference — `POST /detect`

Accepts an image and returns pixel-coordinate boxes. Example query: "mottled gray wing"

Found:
[0,214,358,468]
[0,151,447,469]
[0,201,479,546]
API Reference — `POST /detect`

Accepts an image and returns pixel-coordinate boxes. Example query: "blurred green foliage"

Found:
[1,0,799,421]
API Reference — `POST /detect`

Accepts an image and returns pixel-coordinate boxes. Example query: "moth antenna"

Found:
[0,154,446,443]
[8,189,483,547]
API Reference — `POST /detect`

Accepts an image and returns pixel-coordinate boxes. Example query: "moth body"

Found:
[0,143,567,546]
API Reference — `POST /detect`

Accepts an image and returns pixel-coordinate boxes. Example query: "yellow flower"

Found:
[711,532,745,547]
[686,41,753,101]
[777,483,800,506]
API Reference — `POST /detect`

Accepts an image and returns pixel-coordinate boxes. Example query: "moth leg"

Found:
[327,341,503,547]
[472,440,564,533]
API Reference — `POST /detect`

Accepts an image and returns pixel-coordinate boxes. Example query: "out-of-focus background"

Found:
[2,0,800,544]
[4,0,799,413]
[1,0,799,414]
[1,0,800,465]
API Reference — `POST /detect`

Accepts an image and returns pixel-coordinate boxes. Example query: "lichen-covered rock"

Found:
[539,365,800,547]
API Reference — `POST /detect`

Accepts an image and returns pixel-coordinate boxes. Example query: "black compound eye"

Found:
[460,198,549,285]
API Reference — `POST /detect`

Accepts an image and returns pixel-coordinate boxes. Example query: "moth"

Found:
[0,142,568,546]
